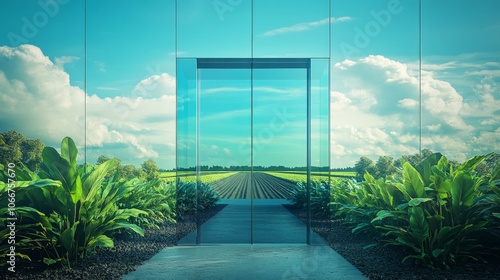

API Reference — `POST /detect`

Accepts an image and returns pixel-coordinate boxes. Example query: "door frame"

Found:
[194,58,313,244]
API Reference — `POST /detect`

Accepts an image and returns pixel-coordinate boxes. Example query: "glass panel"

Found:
[0,0,85,170]
[86,0,175,168]
[330,0,420,172]
[198,65,252,243]
[253,0,330,58]
[310,58,330,245]
[329,0,419,244]
[252,65,308,243]
[422,0,499,162]
[176,58,198,244]
[177,0,252,58]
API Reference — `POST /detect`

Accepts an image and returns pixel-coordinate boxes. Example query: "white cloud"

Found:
[261,17,352,37]
[0,44,176,168]
[466,69,500,77]
[133,73,176,97]
[54,55,80,70]
[426,124,441,132]
[472,128,500,152]
[398,98,419,108]
[480,119,496,126]
[330,54,496,167]
[330,91,353,110]
[0,44,85,145]
[334,59,356,70]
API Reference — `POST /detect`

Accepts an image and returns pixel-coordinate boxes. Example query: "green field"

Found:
[160,171,239,183]
[161,170,355,184]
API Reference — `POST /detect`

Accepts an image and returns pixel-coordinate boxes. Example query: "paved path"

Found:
[122,199,367,279]
[179,199,312,244]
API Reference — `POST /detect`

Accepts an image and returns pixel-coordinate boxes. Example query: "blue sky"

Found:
[0,0,498,169]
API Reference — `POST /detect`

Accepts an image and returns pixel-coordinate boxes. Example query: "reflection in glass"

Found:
[176,0,331,245]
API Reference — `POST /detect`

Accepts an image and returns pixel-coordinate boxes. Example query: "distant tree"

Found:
[354,156,376,180]
[0,130,44,170]
[476,153,500,177]
[397,149,436,168]
[421,148,434,158]
[141,159,159,181]
[121,164,144,179]
[96,155,110,165]
[375,156,398,178]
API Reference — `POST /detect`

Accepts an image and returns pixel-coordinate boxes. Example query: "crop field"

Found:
[264,171,353,183]
[160,171,238,183]
[210,172,298,199]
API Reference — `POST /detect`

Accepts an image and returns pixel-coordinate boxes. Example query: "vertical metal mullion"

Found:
[250,0,254,245]
[306,63,312,245]
[84,0,87,171]
[196,66,201,245]
[250,63,254,245]
[328,0,332,189]
[419,0,422,157]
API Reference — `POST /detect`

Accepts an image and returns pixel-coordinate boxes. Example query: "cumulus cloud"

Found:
[330,54,496,167]
[133,73,176,97]
[0,44,176,168]
[0,45,85,145]
[334,59,356,70]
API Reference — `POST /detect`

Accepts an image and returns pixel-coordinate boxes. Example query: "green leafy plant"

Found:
[176,180,220,220]
[0,137,146,267]
[376,154,498,268]
[329,153,500,268]
[119,178,176,228]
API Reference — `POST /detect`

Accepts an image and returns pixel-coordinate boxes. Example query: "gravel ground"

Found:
[6,203,499,280]
[5,204,227,280]
[283,204,500,280]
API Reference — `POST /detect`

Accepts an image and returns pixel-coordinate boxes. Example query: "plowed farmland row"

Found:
[210,172,297,199]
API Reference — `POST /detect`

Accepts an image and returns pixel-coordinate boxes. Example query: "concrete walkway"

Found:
[122,199,367,279]
[179,199,313,244]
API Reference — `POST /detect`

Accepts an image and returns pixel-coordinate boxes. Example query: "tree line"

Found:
[0,130,160,181]
[354,149,499,181]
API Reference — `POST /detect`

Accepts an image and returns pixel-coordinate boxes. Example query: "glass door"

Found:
[198,65,252,243]
[252,65,308,243]
[193,59,310,244]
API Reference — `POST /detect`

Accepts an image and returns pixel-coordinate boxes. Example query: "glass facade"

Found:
[176,1,331,244]
[2,0,498,252]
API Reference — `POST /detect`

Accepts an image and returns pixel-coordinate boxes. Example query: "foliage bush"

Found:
[175,181,220,220]
[290,181,331,216]
[0,137,148,267]
[330,153,500,268]
[117,178,176,229]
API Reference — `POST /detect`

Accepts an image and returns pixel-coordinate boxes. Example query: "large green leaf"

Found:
[12,163,39,181]
[451,171,476,208]
[87,235,114,248]
[408,197,433,207]
[403,163,426,198]
[41,144,82,205]
[458,154,487,172]
[409,206,429,245]
[60,137,78,168]
[371,210,395,223]
[41,147,69,187]
[415,153,443,186]
[60,222,78,252]
[82,159,119,202]
[61,137,82,203]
